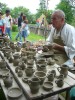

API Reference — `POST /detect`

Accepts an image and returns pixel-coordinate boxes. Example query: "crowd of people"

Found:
[0,10,30,42]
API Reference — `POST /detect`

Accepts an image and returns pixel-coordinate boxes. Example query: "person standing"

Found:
[3,9,12,40]
[20,19,29,42]
[0,12,5,36]
[15,13,24,42]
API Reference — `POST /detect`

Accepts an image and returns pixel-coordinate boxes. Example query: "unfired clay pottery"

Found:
[36,64,47,72]
[28,77,40,93]
[7,87,22,99]
[47,57,55,65]
[27,59,34,65]
[18,61,26,70]
[43,81,53,91]
[34,71,46,84]
[3,74,13,88]
[36,58,46,65]
[8,56,14,63]
[21,56,27,63]
[17,70,23,77]
[47,73,54,82]
[13,58,20,66]
[25,66,34,76]
[57,65,68,77]
[13,52,20,59]
[49,70,56,77]
[55,79,64,87]
[0,60,7,69]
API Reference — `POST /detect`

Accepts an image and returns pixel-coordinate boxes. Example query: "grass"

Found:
[12,32,45,42]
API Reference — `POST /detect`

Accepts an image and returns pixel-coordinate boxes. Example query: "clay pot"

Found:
[13,58,20,66]
[0,60,7,69]
[36,58,46,65]
[34,71,46,85]
[18,61,26,70]
[25,66,35,76]
[36,64,47,72]
[47,58,55,65]
[8,56,14,63]
[13,52,20,59]
[3,74,13,88]
[17,70,23,77]
[15,46,21,52]
[21,56,27,63]
[27,59,34,65]
[28,77,40,93]
[57,65,68,77]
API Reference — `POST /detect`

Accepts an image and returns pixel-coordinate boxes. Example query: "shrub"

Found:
[12,25,18,32]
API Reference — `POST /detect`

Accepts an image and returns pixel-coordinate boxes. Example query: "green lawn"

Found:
[12,32,45,42]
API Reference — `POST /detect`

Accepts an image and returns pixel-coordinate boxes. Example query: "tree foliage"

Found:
[0,2,10,14]
[56,0,74,24]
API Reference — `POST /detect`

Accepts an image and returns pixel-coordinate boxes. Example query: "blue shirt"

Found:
[0,19,4,26]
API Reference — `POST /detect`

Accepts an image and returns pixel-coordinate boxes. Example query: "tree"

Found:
[56,0,74,24]
[0,2,10,14]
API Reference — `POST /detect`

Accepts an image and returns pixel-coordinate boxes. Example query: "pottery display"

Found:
[18,61,26,70]
[3,74,13,88]
[9,42,15,49]
[47,73,54,82]
[15,46,21,52]
[22,77,28,83]
[13,58,20,66]
[21,56,27,63]
[7,87,22,99]
[57,65,68,77]
[34,71,46,84]
[42,45,49,52]
[0,68,10,77]
[47,57,55,65]
[13,52,20,59]
[28,77,40,93]
[55,79,64,87]
[25,66,34,76]
[43,81,53,91]
[40,51,54,58]
[17,70,23,77]
[0,60,7,69]
[57,74,64,80]
[36,64,47,72]
[36,58,46,65]
[8,56,14,63]
[50,70,56,77]
[27,59,34,65]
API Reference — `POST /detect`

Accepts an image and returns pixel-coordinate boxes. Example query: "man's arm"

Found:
[52,43,65,52]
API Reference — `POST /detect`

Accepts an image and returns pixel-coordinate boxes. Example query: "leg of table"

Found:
[66,89,71,100]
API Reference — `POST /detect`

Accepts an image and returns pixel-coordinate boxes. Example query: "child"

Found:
[20,19,29,42]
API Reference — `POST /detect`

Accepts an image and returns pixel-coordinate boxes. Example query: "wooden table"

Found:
[0,55,27,100]
[0,51,75,100]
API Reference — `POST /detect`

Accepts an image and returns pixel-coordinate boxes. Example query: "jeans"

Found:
[15,26,22,42]
[5,27,12,40]
[16,32,22,42]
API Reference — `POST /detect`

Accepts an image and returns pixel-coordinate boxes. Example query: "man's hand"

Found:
[52,43,65,52]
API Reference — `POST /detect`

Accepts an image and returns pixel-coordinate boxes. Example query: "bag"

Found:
[27,30,30,35]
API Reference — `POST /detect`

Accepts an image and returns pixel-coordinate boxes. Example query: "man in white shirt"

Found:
[46,9,75,67]
[3,9,12,40]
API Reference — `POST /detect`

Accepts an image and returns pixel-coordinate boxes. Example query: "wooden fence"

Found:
[29,25,50,39]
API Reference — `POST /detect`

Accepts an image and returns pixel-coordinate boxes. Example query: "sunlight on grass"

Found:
[12,32,45,42]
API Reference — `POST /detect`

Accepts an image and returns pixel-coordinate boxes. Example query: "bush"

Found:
[12,25,18,32]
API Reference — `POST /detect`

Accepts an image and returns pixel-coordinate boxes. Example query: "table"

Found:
[0,51,75,100]
[0,55,27,100]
